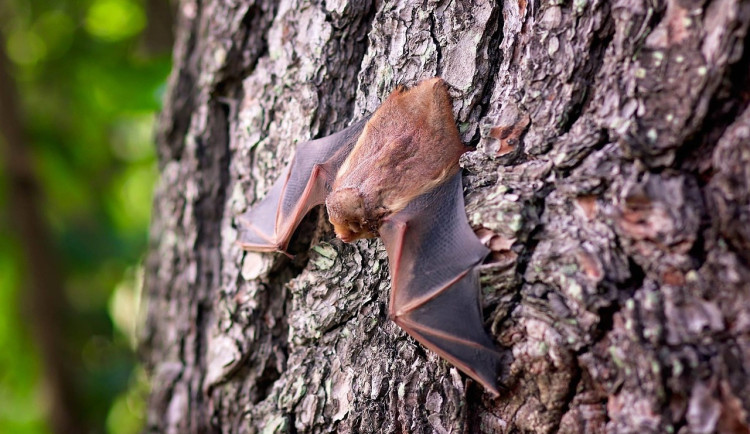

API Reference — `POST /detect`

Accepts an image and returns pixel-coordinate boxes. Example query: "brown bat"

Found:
[237,78,501,396]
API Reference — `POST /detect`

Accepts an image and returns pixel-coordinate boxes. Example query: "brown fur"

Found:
[326,78,466,241]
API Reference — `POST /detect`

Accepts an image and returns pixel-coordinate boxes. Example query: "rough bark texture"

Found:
[143,0,750,432]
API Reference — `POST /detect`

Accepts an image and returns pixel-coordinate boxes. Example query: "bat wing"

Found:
[237,118,369,253]
[380,172,500,396]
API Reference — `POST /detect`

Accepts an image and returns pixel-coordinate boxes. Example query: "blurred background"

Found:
[0,0,173,432]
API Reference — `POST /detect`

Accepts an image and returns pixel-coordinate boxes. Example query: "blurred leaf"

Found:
[106,366,148,434]
[108,267,143,349]
[109,163,157,231]
[6,25,46,65]
[34,10,74,59]
[85,0,146,42]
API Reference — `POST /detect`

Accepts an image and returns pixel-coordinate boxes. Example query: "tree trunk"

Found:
[143,0,750,432]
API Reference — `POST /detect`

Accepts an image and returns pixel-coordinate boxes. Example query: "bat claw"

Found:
[281,250,294,260]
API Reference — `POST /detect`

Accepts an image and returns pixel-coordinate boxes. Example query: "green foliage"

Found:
[0,244,48,434]
[0,0,171,431]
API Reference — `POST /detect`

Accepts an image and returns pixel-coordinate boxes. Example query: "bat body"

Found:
[238,78,501,396]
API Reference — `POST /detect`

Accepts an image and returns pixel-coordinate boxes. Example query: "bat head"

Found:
[325,187,377,242]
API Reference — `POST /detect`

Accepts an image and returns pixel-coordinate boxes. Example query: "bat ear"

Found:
[393,84,407,95]
[428,78,453,108]
[426,76,447,88]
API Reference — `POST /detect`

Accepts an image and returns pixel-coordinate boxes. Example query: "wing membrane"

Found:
[237,118,369,253]
[380,172,500,395]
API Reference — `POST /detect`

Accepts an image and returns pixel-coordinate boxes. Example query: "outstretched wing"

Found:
[237,118,369,253]
[380,172,500,396]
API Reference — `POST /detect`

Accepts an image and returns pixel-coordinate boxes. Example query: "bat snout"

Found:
[331,219,374,243]
[333,221,358,243]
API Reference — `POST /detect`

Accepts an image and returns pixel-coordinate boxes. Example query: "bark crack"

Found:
[675,20,750,177]
[469,4,504,147]
[552,360,582,434]
[557,4,615,134]
[428,8,443,76]
[157,2,202,165]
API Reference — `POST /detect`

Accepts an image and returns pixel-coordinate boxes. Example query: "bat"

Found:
[237,78,501,396]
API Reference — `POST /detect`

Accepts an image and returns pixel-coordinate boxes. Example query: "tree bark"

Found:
[143,0,750,432]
